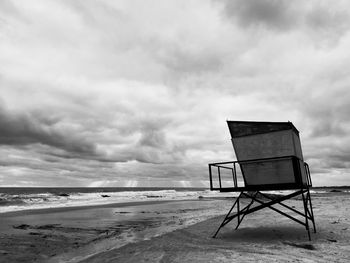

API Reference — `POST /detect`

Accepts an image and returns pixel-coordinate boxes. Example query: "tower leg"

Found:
[306,188,316,233]
[213,192,242,238]
[301,190,311,241]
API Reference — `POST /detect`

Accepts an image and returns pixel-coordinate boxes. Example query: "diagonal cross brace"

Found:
[213,189,315,239]
[257,191,313,220]
[246,192,307,226]
[225,190,304,222]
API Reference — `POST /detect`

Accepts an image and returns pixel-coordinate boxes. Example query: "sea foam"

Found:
[0,189,219,213]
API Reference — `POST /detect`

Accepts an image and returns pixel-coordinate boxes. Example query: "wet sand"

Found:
[81,193,350,263]
[0,198,232,262]
[1,193,350,262]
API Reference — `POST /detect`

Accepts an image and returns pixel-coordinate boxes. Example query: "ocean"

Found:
[0,187,212,213]
[1,186,348,214]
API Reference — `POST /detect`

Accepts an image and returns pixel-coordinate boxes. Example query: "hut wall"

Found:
[232,130,299,161]
[241,159,295,185]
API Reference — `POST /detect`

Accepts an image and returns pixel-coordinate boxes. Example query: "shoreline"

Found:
[1,199,203,217]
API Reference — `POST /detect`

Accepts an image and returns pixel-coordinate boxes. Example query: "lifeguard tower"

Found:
[209,121,316,240]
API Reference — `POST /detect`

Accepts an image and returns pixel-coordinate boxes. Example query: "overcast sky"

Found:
[1,0,350,187]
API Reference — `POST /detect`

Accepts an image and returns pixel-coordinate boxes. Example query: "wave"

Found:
[0,189,213,213]
[1,187,337,214]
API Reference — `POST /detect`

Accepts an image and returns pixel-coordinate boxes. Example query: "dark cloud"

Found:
[222,0,297,31]
[0,104,97,157]
[0,102,187,167]
[310,120,347,138]
[220,0,350,42]
[305,5,349,32]
[328,151,350,167]
[0,144,120,184]
[301,88,350,139]
[133,120,186,164]
[139,129,166,148]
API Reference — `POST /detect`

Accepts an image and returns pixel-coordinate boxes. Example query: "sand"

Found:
[1,192,349,263]
[0,198,232,262]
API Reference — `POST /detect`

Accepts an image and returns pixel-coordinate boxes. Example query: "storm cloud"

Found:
[222,0,298,30]
[1,0,350,187]
[0,104,96,155]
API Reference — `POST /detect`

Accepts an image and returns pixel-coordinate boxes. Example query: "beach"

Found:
[0,191,349,262]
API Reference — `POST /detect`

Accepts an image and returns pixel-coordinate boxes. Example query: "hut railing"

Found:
[209,156,311,192]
